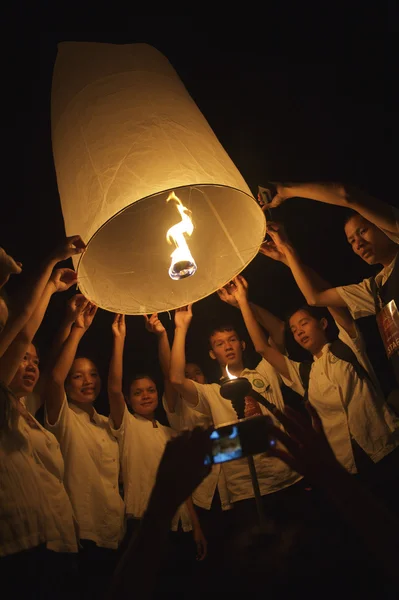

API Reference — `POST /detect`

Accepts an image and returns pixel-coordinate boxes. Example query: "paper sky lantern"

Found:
[51,42,265,314]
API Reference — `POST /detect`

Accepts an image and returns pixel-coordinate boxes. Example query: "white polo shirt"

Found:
[336,226,399,319]
[46,397,125,549]
[163,395,232,511]
[110,405,192,531]
[190,359,302,503]
[281,324,399,473]
[1,410,78,557]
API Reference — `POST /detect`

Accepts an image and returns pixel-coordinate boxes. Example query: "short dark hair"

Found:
[286,305,336,342]
[126,373,157,396]
[207,323,242,348]
[343,209,359,227]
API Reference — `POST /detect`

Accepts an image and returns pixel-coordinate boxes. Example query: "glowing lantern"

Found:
[51,42,265,314]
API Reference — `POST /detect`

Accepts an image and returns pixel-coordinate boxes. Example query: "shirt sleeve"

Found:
[280,357,306,397]
[335,278,376,319]
[45,394,71,440]
[189,382,214,418]
[162,394,185,431]
[254,357,283,385]
[109,404,131,441]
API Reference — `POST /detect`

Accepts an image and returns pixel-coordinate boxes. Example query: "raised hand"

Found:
[49,268,78,293]
[0,247,22,288]
[174,304,193,330]
[75,302,98,331]
[144,313,166,336]
[112,313,126,339]
[230,275,249,305]
[217,284,239,308]
[51,235,86,263]
[266,222,292,253]
[259,239,287,263]
[66,294,88,322]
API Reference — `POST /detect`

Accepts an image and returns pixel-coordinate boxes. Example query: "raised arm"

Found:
[0,268,77,385]
[217,284,285,352]
[265,225,347,309]
[144,313,178,413]
[0,236,85,358]
[232,276,290,379]
[108,314,127,430]
[169,306,198,408]
[44,301,97,425]
[0,246,22,290]
[267,182,398,235]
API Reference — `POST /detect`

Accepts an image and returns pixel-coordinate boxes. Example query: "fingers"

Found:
[196,538,207,561]
[67,235,86,252]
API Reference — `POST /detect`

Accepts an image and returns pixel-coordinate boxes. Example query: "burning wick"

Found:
[166,192,197,281]
[225,364,237,380]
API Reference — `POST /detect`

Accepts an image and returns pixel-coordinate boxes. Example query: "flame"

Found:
[225,364,237,380]
[166,192,197,280]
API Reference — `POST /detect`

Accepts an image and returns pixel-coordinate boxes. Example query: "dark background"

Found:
[2,16,398,416]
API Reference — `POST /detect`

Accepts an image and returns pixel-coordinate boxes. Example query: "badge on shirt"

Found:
[376,299,399,358]
[252,378,265,389]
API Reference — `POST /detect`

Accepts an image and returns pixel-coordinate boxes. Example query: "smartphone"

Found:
[205,415,275,465]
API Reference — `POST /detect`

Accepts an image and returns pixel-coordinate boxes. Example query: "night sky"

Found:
[2,21,397,416]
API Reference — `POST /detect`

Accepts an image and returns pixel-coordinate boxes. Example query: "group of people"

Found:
[1,181,399,599]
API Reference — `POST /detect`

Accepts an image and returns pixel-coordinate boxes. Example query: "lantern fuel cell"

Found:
[51,42,265,314]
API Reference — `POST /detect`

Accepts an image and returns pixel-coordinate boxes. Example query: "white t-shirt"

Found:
[336,219,399,319]
[281,323,399,473]
[1,410,78,557]
[190,359,302,503]
[46,397,125,549]
[163,395,232,511]
[110,405,192,531]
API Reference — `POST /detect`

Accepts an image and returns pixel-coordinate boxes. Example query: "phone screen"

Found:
[210,425,243,463]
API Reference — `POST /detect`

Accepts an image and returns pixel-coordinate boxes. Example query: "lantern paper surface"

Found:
[51,42,266,314]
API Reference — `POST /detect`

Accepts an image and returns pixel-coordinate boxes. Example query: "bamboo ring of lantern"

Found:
[51,42,266,315]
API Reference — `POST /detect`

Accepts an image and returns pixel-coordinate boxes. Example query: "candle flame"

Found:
[166,192,197,280]
[225,364,237,380]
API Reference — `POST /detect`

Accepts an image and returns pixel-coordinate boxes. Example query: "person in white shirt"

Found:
[0,237,84,599]
[169,304,315,575]
[232,273,399,472]
[107,313,207,573]
[144,314,231,593]
[44,298,125,600]
[263,181,399,391]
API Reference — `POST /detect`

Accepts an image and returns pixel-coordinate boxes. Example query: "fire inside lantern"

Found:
[166,192,197,281]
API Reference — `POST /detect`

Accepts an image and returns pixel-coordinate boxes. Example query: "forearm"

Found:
[286,182,397,234]
[51,326,85,385]
[0,258,57,357]
[170,327,188,385]
[185,496,200,529]
[108,338,124,393]
[157,331,171,379]
[250,303,285,352]
[0,282,56,384]
[239,299,270,356]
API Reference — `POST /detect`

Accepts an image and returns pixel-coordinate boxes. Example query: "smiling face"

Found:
[289,309,328,356]
[344,214,397,266]
[9,343,40,398]
[66,358,101,405]
[129,377,158,419]
[209,328,245,371]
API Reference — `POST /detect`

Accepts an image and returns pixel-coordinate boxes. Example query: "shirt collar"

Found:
[69,401,102,424]
[313,343,331,361]
[375,255,397,287]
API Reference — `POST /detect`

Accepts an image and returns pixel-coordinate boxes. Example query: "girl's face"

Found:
[66,358,101,405]
[129,377,158,418]
[10,343,40,398]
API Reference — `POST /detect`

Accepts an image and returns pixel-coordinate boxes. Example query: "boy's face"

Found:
[344,214,396,265]
[209,329,245,370]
